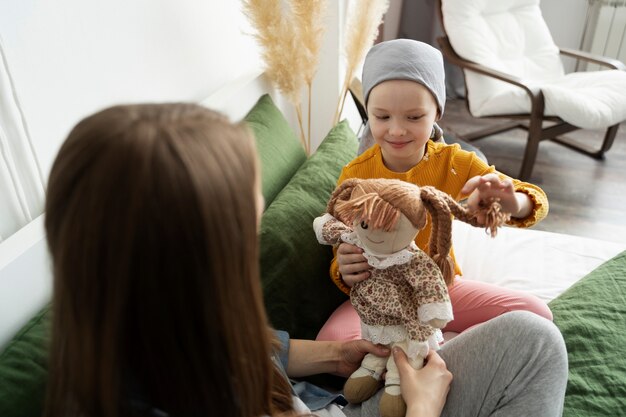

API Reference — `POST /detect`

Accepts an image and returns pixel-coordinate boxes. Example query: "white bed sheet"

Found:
[452,220,626,302]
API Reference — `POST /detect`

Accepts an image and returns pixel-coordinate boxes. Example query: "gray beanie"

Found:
[362,39,446,117]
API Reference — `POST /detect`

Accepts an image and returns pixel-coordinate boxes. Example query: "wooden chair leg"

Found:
[518,95,545,181]
[551,123,619,159]
[519,122,542,181]
[599,124,619,155]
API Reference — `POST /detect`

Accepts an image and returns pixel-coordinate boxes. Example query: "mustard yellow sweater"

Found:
[330,141,549,295]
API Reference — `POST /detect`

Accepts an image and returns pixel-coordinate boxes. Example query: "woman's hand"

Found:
[335,339,390,377]
[337,242,371,287]
[461,174,531,221]
[394,348,452,417]
[286,339,389,378]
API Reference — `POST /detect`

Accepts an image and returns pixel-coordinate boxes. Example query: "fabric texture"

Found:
[441,0,626,129]
[244,94,307,206]
[362,39,446,116]
[259,120,357,340]
[549,250,626,416]
[0,306,49,417]
[329,141,549,293]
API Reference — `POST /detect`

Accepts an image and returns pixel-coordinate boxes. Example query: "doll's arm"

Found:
[313,213,351,246]
[407,254,454,328]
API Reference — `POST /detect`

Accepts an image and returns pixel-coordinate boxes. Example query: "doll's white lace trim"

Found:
[341,231,418,269]
[419,302,454,325]
[361,324,442,359]
[313,213,335,244]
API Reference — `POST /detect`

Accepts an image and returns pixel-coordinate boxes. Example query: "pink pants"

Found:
[316,277,553,341]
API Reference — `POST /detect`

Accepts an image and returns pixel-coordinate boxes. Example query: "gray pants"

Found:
[341,311,568,417]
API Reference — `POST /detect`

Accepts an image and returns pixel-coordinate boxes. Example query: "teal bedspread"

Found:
[550,250,626,416]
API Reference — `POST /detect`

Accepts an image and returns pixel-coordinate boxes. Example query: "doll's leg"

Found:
[316,300,362,341]
[444,277,552,334]
[344,352,387,404]
[379,342,425,417]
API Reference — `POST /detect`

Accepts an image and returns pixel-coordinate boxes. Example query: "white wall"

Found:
[0,0,266,177]
[0,0,355,178]
[540,0,589,72]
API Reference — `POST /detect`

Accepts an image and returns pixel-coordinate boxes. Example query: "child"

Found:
[317,39,551,342]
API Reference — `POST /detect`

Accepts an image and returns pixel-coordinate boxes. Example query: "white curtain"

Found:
[0,36,45,243]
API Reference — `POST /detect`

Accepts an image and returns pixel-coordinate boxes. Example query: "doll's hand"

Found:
[462,174,519,223]
[337,243,371,287]
[394,348,452,417]
[334,339,390,377]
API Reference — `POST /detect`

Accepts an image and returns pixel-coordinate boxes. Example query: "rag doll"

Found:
[313,178,508,417]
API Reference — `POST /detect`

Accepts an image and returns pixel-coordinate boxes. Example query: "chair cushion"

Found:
[542,70,626,129]
[442,0,626,129]
[442,0,563,116]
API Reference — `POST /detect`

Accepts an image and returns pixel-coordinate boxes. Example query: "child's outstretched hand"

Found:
[461,174,523,223]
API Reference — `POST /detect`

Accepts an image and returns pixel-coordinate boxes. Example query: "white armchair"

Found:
[437,0,626,180]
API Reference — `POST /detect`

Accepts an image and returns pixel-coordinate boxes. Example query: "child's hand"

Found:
[394,348,452,417]
[337,243,371,287]
[461,174,519,223]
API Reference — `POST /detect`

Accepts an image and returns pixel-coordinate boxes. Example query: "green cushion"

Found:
[259,120,358,340]
[549,250,626,417]
[0,306,49,417]
[244,94,307,206]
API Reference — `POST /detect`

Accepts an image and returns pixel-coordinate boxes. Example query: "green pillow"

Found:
[0,306,49,417]
[244,94,307,206]
[549,250,626,417]
[259,120,358,340]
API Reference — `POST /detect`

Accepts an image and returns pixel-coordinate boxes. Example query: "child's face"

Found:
[367,80,439,172]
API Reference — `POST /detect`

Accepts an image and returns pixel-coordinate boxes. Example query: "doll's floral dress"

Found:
[314,213,453,359]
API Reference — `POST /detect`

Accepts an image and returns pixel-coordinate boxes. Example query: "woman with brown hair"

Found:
[43,103,567,417]
[43,103,389,417]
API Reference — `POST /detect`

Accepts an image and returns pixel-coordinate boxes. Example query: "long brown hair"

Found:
[44,103,293,417]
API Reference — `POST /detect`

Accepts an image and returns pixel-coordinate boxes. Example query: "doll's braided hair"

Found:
[326,178,509,285]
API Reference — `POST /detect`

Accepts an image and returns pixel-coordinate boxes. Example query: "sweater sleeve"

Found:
[508,181,549,228]
[453,147,549,228]
[329,168,355,295]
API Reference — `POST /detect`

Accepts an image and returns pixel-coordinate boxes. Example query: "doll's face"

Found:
[353,212,419,256]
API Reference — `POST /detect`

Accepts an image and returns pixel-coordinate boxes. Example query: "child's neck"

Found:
[381,145,426,173]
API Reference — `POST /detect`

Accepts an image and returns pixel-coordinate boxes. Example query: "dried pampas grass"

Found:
[243,0,328,155]
[333,0,389,126]
[242,0,307,151]
[291,0,328,154]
